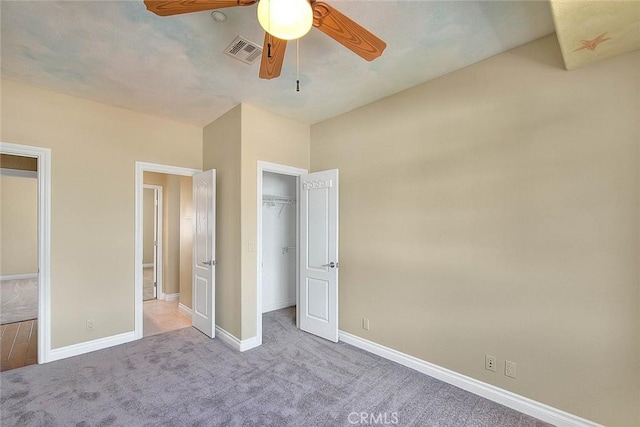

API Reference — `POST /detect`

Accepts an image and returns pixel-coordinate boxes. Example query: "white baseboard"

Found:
[214,325,237,349]
[142,263,153,268]
[178,303,192,317]
[177,316,254,352]
[214,326,261,352]
[163,293,179,302]
[262,298,296,314]
[338,331,602,427]
[47,331,136,363]
[0,273,38,281]
[239,335,260,352]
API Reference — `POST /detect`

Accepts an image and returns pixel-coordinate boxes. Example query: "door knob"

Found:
[322,262,338,269]
[202,260,216,266]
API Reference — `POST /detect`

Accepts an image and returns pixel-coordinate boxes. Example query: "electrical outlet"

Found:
[485,354,496,372]
[505,361,517,378]
[362,318,370,331]
[86,319,94,332]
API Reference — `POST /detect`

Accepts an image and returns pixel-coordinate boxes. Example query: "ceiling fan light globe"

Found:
[257,0,313,40]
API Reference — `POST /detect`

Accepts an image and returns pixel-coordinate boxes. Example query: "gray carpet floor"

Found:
[0,277,38,324]
[0,308,552,426]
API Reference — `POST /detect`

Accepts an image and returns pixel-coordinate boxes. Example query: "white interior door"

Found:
[152,189,158,299]
[192,169,216,338]
[299,169,339,342]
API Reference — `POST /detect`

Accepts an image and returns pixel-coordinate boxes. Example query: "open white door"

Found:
[299,169,339,342]
[152,190,158,299]
[192,169,216,338]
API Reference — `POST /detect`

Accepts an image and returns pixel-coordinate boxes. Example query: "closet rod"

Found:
[262,194,296,203]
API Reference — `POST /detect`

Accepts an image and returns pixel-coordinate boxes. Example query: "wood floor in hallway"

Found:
[1,299,191,371]
[143,299,191,337]
[1,319,37,371]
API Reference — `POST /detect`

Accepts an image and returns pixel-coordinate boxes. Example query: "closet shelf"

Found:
[262,194,296,205]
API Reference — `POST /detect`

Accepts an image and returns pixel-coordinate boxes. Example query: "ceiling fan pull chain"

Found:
[296,38,300,92]
[267,0,272,58]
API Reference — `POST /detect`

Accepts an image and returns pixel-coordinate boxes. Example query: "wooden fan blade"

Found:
[312,2,386,61]
[259,33,287,80]
[144,0,256,17]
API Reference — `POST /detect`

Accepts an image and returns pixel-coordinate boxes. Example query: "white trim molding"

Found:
[239,336,260,352]
[48,332,136,362]
[142,263,153,268]
[0,273,38,281]
[135,162,201,340]
[339,331,603,427]
[0,142,52,365]
[163,293,180,302]
[256,161,308,349]
[215,326,260,352]
[262,298,296,314]
[178,303,192,317]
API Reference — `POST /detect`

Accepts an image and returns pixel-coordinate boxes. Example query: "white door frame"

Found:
[134,162,201,340]
[256,161,308,347]
[143,184,163,300]
[0,142,52,363]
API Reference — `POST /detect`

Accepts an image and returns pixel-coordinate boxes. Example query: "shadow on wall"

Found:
[510,34,566,70]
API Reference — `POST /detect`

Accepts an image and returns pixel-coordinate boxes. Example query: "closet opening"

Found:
[261,172,297,321]
[257,162,308,346]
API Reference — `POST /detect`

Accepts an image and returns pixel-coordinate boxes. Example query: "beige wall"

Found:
[143,188,155,265]
[165,175,181,295]
[179,175,193,309]
[202,103,309,338]
[239,104,310,339]
[310,35,639,426]
[0,174,38,275]
[203,105,242,337]
[1,79,202,348]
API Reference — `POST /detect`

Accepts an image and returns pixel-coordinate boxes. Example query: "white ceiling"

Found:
[1,1,555,126]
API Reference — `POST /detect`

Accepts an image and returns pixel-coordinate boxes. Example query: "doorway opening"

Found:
[141,172,192,337]
[134,162,201,340]
[0,154,38,370]
[257,161,308,346]
[0,143,51,365]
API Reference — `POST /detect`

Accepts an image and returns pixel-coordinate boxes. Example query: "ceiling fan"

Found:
[143,0,386,80]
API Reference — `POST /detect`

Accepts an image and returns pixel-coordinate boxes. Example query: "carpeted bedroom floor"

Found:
[0,308,551,426]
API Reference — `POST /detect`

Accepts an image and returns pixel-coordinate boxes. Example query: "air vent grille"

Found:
[224,36,263,65]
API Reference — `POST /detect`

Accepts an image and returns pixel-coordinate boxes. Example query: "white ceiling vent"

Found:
[224,36,263,65]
